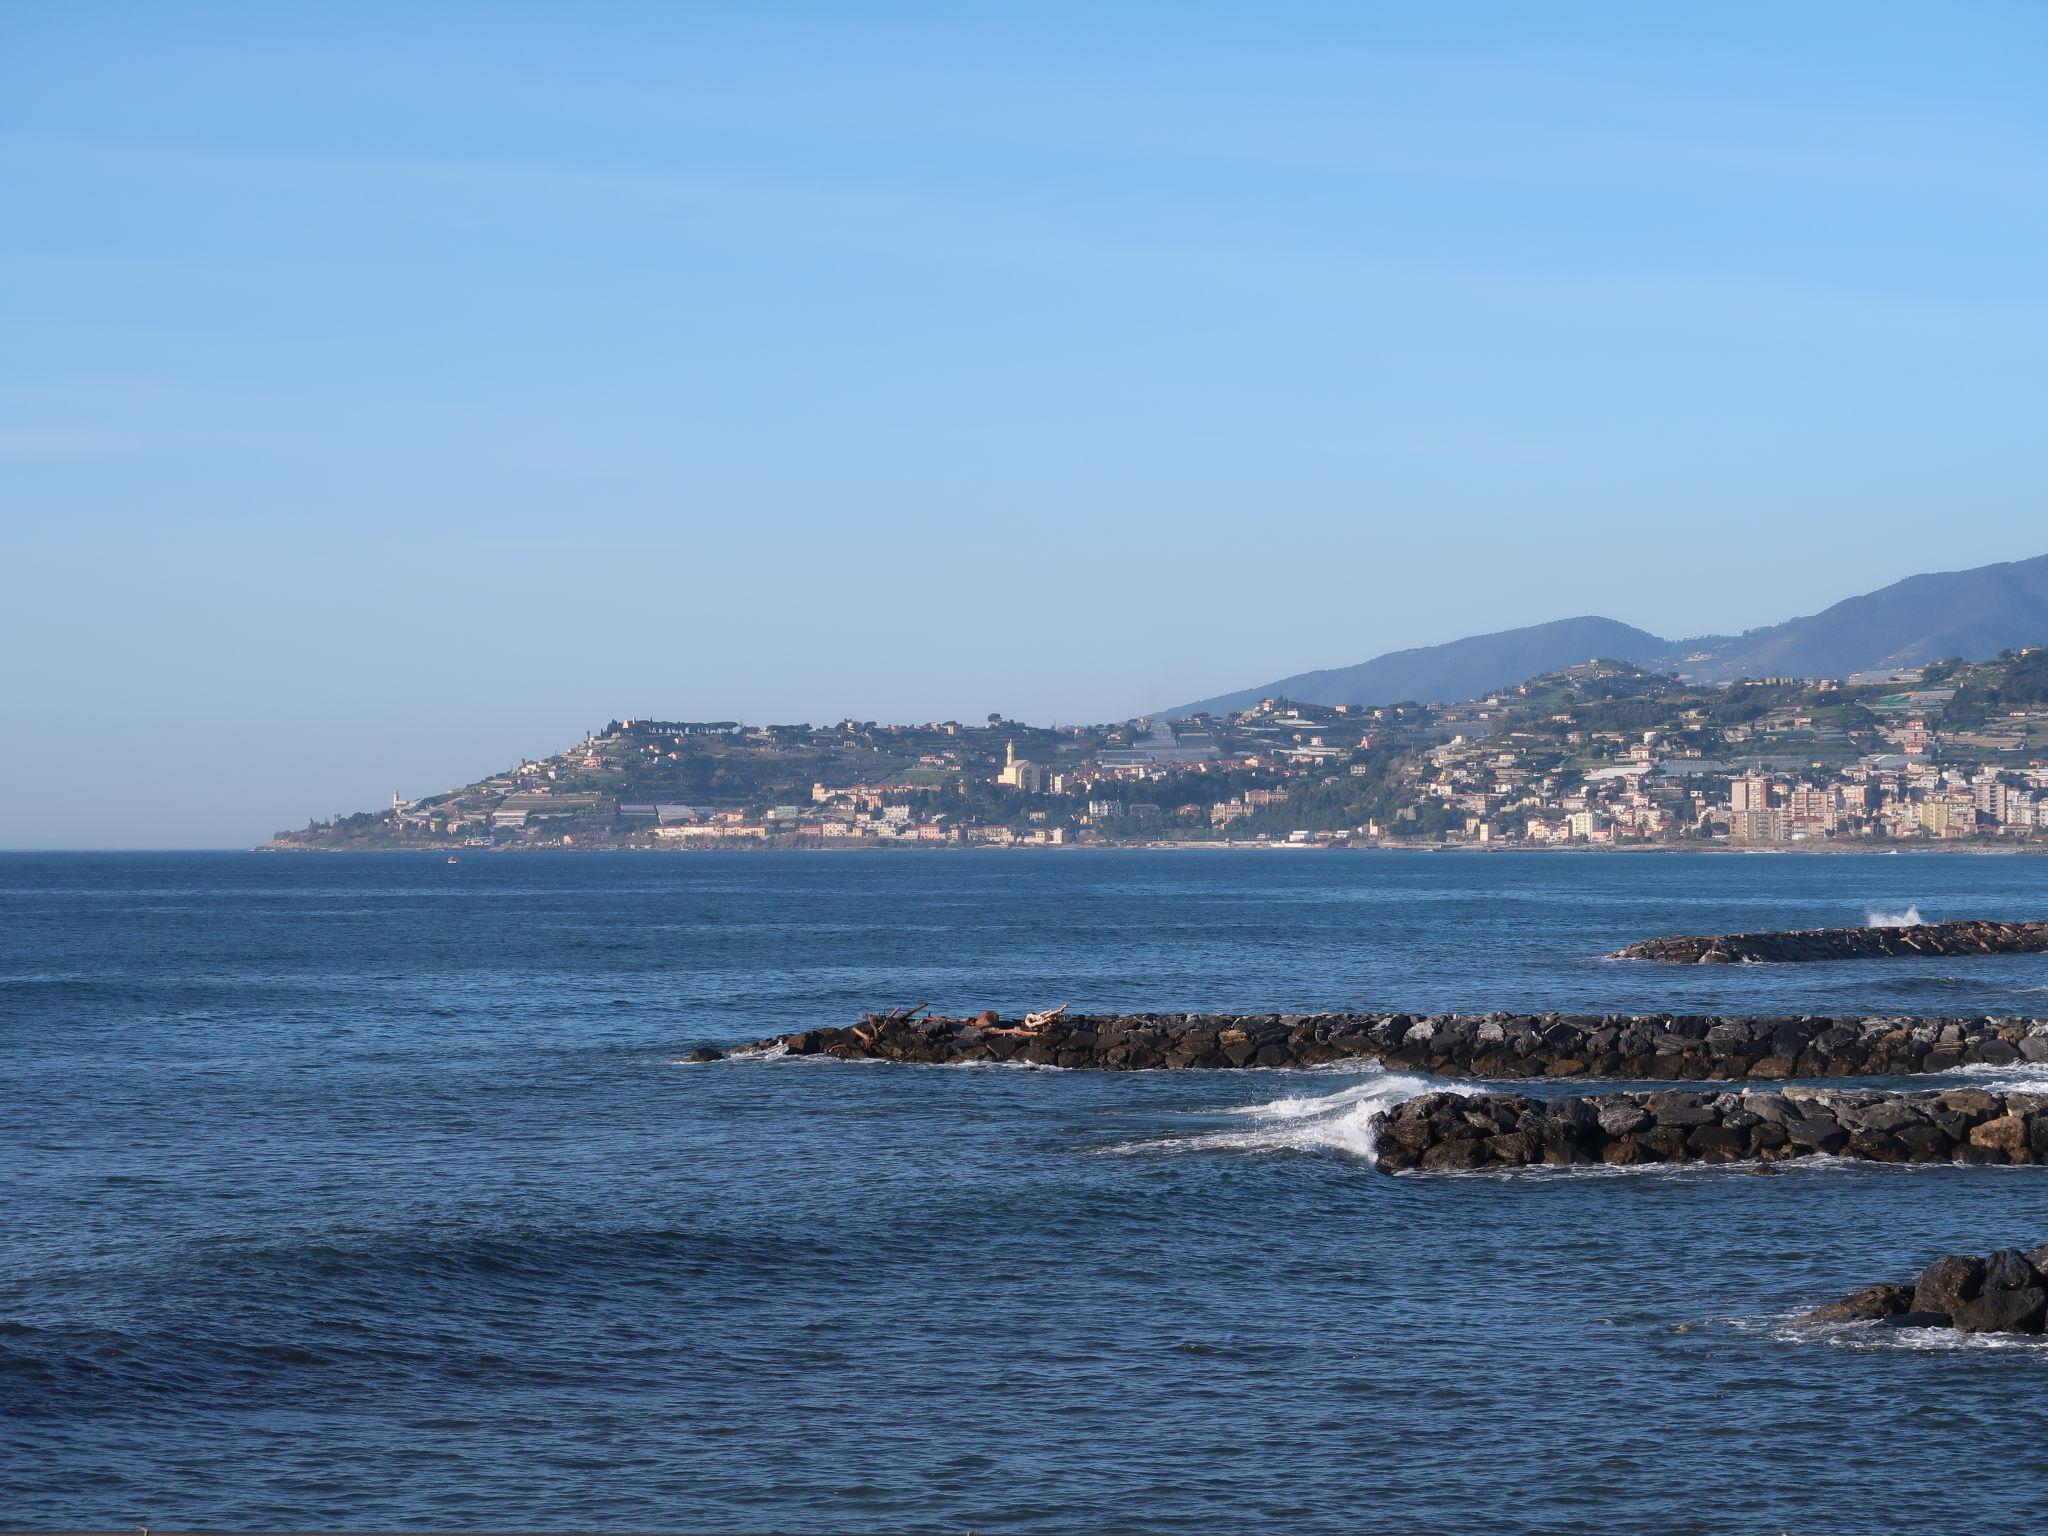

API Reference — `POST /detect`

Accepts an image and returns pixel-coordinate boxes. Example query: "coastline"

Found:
[253,839,2048,855]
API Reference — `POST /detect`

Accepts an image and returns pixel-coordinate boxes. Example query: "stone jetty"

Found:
[1611,918,2048,965]
[1804,1244,2048,1335]
[1370,1085,2048,1172]
[745,1009,2048,1078]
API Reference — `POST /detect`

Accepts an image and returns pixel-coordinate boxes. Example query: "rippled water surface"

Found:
[7,850,2048,1532]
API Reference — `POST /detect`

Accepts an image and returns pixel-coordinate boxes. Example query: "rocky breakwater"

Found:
[1612,918,2048,965]
[1804,1245,2048,1336]
[1370,1086,2048,1173]
[747,1009,2048,1078]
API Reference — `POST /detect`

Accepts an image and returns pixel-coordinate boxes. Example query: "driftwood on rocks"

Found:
[753,1009,2048,1078]
[1612,919,2048,965]
[1369,1086,2048,1173]
[982,1004,1070,1038]
[851,1002,930,1047]
[859,1002,931,1025]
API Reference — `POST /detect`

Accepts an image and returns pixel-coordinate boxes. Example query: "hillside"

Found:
[1678,553,2048,683]
[268,648,2048,852]
[1167,616,1670,718]
[1165,553,2048,715]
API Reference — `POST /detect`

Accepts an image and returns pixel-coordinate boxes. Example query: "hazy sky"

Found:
[5,2,2046,846]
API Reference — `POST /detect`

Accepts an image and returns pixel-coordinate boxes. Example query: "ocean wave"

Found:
[1102,1069,1449,1162]
[189,1220,836,1289]
[1866,905,1926,927]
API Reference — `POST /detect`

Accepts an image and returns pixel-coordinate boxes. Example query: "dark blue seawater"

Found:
[6,850,2048,1533]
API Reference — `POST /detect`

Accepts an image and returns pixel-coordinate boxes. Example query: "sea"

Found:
[6,849,2048,1534]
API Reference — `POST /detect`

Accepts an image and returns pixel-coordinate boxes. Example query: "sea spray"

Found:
[1867,905,1925,928]
[1106,1069,1456,1162]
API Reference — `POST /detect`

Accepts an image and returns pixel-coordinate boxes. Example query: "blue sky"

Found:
[4,2,2046,846]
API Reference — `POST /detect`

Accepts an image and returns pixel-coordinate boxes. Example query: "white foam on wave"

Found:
[1743,1309,2048,1354]
[672,1043,788,1065]
[1866,905,1925,928]
[1941,1060,2048,1091]
[671,1043,1074,1070]
[1461,1151,2048,1183]
[1103,1069,1452,1162]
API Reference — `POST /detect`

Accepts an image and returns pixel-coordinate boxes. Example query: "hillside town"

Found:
[270,648,2048,852]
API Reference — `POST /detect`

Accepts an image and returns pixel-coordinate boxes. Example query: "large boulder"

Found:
[1969,1114,2030,1161]
[1952,1287,2047,1335]
[1912,1254,1986,1317]
[1982,1248,2036,1292]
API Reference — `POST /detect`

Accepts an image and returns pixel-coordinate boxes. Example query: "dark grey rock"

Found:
[1913,1254,1985,1317]
[1649,1098,1721,1127]
[1952,1287,2047,1335]
[1852,1100,1930,1133]
[1982,1249,2035,1291]
[1685,1124,1750,1160]
[1784,1117,1850,1154]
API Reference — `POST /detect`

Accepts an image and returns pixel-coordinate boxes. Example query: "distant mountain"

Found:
[1674,553,2048,684]
[1164,553,2048,717]
[1168,615,1670,718]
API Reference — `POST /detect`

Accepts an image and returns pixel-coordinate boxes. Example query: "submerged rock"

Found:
[1612,919,2048,965]
[1803,1283,1913,1323]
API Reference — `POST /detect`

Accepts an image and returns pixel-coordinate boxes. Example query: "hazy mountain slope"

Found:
[1165,552,2048,718]
[1166,616,1672,717]
[1680,553,2048,682]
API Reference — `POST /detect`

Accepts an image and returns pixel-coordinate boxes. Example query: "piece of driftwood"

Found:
[982,1003,1069,1038]
[850,1003,930,1047]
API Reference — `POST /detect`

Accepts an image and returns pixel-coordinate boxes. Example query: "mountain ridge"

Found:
[1165,552,2048,717]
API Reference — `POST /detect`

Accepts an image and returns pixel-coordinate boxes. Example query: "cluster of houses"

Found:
[353,658,2048,850]
[1408,686,2048,845]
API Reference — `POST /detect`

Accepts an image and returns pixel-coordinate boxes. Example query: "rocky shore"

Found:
[1370,1085,2048,1172]
[741,1009,2048,1078]
[1804,1245,2048,1335]
[1612,918,2048,965]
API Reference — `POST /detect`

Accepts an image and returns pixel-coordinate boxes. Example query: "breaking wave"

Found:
[1866,905,1925,928]
[1944,1061,2048,1091]
[1104,1069,1451,1162]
